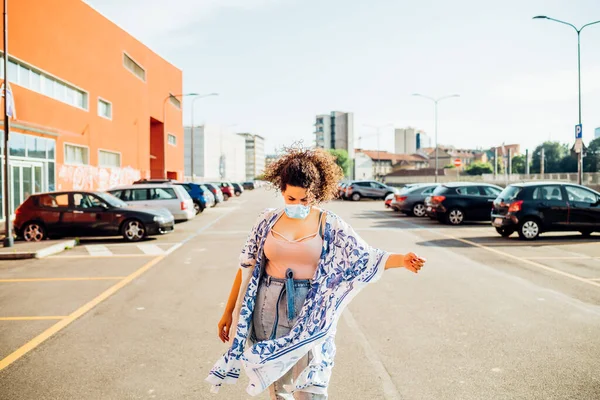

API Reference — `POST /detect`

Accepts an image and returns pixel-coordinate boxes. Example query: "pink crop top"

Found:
[263,212,324,280]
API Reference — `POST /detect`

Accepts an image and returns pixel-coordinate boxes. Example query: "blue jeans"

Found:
[252,271,326,400]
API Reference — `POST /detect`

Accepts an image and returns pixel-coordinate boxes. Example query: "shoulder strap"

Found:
[318,210,325,239]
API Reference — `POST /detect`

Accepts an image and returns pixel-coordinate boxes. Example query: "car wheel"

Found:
[223,193,230,201]
[412,203,427,218]
[495,227,515,238]
[22,222,47,242]
[194,202,202,215]
[235,191,241,196]
[518,219,540,240]
[581,230,593,238]
[351,193,361,201]
[446,208,465,225]
[122,219,146,242]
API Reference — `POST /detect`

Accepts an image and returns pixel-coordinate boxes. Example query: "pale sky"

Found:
[86,0,600,155]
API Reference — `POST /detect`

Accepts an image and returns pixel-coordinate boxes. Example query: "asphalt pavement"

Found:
[1,189,600,399]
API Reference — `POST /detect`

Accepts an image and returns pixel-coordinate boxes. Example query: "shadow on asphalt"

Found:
[418,234,600,248]
[76,237,159,245]
[353,210,491,230]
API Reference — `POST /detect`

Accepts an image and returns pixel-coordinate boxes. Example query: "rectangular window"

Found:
[65,143,89,165]
[149,187,177,200]
[123,53,146,81]
[167,134,177,146]
[2,53,88,110]
[98,98,112,119]
[168,94,181,109]
[99,149,121,168]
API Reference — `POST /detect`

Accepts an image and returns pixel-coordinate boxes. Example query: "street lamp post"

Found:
[190,93,219,181]
[2,0,12,247]
[162,92,198,179]
[412,94,460,183]
[364,124,392,180]
[533,16,600,186]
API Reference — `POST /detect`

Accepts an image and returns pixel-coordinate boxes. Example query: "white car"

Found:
[108,183,195,221]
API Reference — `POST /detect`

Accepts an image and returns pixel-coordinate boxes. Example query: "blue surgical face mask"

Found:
[284,204,311,219]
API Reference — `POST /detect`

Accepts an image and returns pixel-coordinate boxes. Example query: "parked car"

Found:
[204,183,225,204]
[345,180,395,201]
[491,182,600,240]
[175,182,212,214]
[214,182,234,201]
[231,182,244,196]
[391,184,439,217]
[14,191,174,242]
[338,182,352,199]
[425,182,503,225]
[384,192,395,208]
[243,181,256,190]
[198,184,216,208]
[108,183,195,221]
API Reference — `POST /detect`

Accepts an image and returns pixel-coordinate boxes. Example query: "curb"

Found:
[0,240,78,260]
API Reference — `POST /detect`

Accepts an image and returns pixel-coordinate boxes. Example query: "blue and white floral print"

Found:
[206,208,390,397]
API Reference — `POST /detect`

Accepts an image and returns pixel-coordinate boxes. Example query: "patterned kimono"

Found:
[206,208,390,396]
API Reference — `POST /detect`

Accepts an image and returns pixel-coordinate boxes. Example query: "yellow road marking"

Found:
[0,277,126,283]
[0,255,164,372]
[0,316,66,321]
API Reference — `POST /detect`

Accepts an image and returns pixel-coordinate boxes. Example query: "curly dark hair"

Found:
[263,147,344,203]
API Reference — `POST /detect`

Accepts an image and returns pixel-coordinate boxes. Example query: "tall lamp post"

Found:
[162,92,198,179]
[2,0,11,247]
[533,16,600,185]
[190,93,219,180]
[364,123,392,180]
[412,93,460,183]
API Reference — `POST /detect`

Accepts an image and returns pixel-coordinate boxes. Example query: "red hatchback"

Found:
[13,191,174,242]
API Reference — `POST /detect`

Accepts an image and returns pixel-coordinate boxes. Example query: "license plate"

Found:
[427,207,432,211]
[493,218,503,226]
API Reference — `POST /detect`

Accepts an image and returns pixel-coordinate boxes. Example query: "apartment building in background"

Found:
[314,111,355,177]
[1,0,183,222]
[184,125,246,182]
[237,133,265,181]
[395,127,430,154]
[595,127,600,139]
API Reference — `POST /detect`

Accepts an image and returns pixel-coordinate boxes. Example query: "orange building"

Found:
[1,0,184,221]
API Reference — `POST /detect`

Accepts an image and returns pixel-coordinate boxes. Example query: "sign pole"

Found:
[2,0,13,248]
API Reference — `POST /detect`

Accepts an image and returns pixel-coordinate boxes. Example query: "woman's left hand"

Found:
[402,252,426,273]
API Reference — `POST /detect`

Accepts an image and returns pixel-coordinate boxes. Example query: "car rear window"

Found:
[498,186,521,202]
[150,187,177,200]
[36,193,69,208]
[432,186,449,195]
[532,186,564,201]
[456,186,480,196]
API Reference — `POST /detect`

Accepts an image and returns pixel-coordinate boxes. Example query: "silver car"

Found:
[391,184,439,217]
[108,183,196,221]
[346,180,395,201]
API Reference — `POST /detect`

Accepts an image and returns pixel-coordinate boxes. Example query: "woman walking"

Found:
[206,148,426,399]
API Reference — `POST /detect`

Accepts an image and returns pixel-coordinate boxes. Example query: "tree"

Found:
[465,161,493,176]
[328,149,350,177]
[511,155,526,174]
[584,137,600,173]
[530,141,568,174]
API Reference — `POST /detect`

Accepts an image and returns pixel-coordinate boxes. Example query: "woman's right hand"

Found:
[217,311,233,343]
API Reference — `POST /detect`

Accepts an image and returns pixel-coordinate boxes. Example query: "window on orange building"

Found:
[123,53,146,81]
[99,150,121,168]
[98,98,112,119]
[167,134,177,146]
[65,144,89,165]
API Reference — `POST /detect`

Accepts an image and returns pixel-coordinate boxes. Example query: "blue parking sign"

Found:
[575,124,582,139]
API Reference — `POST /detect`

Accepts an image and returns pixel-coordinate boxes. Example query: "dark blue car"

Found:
[175,183,215,214]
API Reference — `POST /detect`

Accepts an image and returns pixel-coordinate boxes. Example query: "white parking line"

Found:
[137,244,165,256]
[86,245,113,257]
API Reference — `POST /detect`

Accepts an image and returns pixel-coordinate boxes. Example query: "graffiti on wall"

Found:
[57,164,145,191]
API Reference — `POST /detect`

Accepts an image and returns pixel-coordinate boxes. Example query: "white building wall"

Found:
[395,127,418,154]
[354,152,374,180]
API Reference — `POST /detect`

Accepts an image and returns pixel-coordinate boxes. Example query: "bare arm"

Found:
[217,269,242,343]
[385,253,426,273]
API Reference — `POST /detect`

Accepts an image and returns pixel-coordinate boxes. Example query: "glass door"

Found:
[10,161,44,214]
